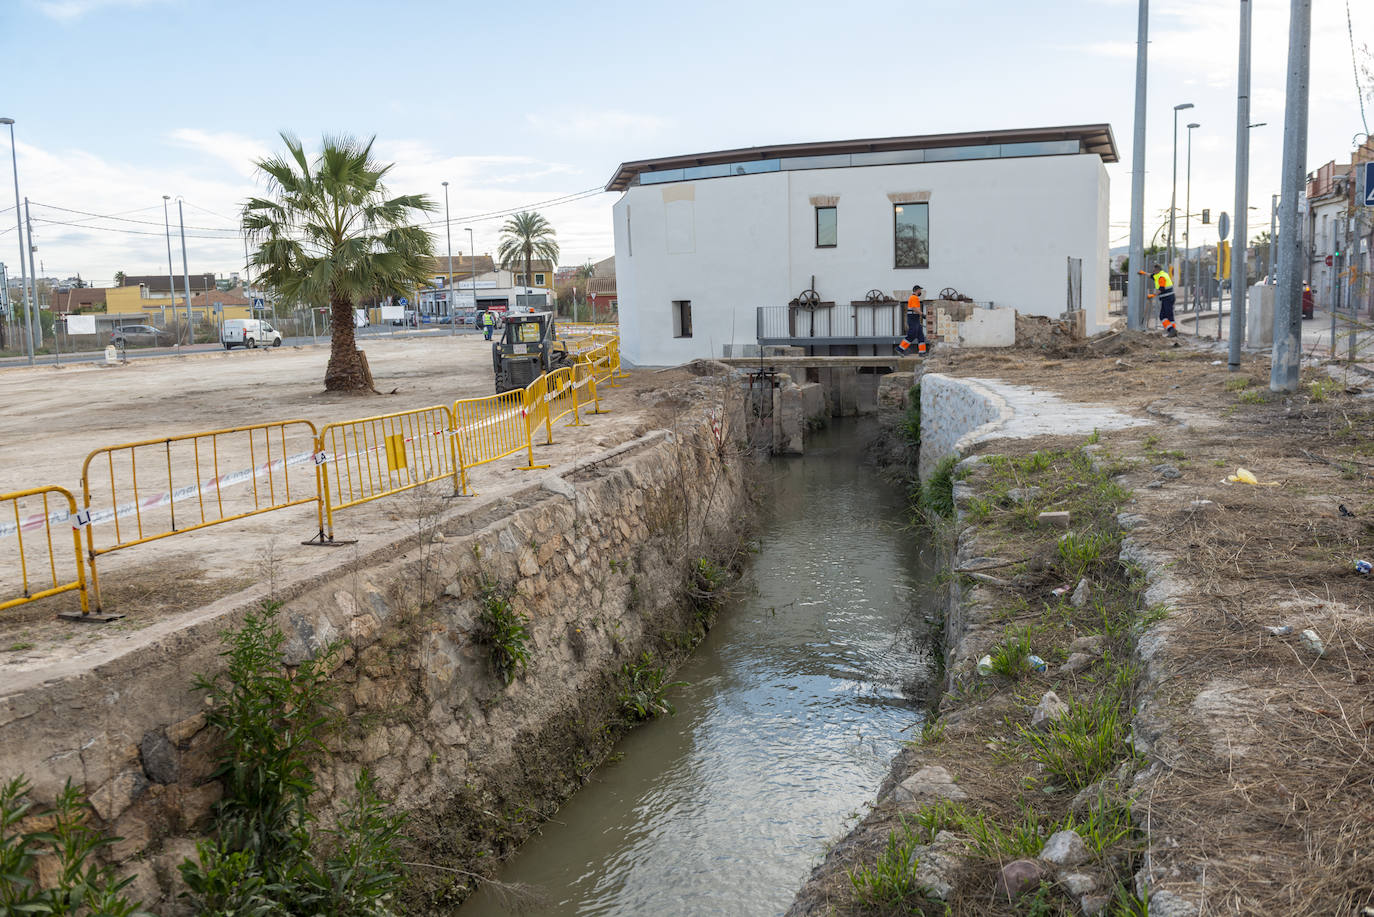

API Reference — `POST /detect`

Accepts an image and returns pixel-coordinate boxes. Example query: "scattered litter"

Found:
[1210,360,1223,365]
[1264,624,1293,636]
[1299,629,1326,658]
[977,655,995,676]
[1225,467,1280,486]
[1356,559,1372,575]
[1188,499,1216,510]
[1027,655,1049,674]
[1051,585,1072,597]
[1338,504,1355,518]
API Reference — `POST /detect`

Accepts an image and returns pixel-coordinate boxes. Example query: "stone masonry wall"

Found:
[0,405,749,910]
[917,372,1013,481]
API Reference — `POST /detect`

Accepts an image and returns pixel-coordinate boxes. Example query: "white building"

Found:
[416,267,549,322]
[607,125,1118,366]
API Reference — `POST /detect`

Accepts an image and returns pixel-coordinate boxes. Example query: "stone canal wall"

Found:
[0,403,750,909]
[916,372,1011,482]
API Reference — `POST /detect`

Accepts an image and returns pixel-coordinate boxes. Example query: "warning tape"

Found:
[0,449,319,542]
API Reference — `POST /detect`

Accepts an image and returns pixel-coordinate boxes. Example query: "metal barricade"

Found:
[545,366,583,429]
[81,421,321,608]
[519,375,553,470]
[0,486,89,617]
[315,406,461,541]
[451,389,538,488]
[570,358,606,416]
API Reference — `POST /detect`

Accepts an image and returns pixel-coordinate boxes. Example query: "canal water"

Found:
[458,418,937,917]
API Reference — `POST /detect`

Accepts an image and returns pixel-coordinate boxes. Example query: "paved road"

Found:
[0,324,482,369]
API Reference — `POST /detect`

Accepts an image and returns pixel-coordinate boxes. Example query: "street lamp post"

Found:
[162,196,179,341]
[442,181,455,335]
[2,117,36,365]
[1170,102,1195,277]
[1185,121,1199,315]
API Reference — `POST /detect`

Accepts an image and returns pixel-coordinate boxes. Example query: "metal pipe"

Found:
[1228,0,1252,370]
[1270,0,1311,392]
[1127,0,1150,331]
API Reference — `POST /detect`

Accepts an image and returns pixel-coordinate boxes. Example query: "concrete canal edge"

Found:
[0,401,754,911]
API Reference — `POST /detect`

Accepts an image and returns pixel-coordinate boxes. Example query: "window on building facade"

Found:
[816,206,837,248]
[894,203,930,269]
[534,273,546,286]
[673,300,693,338]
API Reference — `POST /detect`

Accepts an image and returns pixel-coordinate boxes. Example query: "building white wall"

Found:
[613,153,1111,365]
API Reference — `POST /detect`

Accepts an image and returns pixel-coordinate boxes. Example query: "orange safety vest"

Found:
[907,292,923,313]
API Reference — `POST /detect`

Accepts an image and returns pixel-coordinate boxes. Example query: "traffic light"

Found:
[1202,208,1211,224]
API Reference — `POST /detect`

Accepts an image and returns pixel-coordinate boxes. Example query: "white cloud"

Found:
[168,129,273,180]
[29,0,172,22]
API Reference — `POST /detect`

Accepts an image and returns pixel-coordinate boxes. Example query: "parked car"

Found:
[220,318,282,349]
[390,310,420,327]
[354,309,370,328]
[110,324,172,347]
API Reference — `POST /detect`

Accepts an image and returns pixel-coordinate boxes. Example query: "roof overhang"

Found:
[605,124,1118,192]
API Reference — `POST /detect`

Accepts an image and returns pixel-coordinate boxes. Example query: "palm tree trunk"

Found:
[325,294,375,393]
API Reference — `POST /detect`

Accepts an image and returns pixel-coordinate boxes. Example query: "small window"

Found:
[673,300,693,338]
[894,203,930,269]
[815,206,837,248]
[534,273,546,286]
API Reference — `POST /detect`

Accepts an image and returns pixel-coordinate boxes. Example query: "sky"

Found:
[0,0,1370,287]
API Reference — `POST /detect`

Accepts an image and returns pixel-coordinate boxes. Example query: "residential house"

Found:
[608,124,1116,365]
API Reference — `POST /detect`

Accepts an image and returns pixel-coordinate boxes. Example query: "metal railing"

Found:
[0,486,89,616]
[315,406,461,541]
[452,390,530,479]
[756,304,907,342]
[80,421,321,608]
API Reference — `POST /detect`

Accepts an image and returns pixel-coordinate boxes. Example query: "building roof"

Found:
[123,273,218,292]
[431,255,495,278]
[606,124,1118,191]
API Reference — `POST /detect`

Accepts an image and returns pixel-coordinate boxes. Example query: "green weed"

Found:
[1238,389,1269,404]
[476,578,531,686]
[846,817,936,909]
[0,776,150,915]
[989,627,1035,679]
[1015,691,1134,791]
[1057,530,1120,579]
[617,652,687,721]
[918,456,959,520]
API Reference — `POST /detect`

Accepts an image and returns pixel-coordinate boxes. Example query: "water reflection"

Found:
[458,419,936,917]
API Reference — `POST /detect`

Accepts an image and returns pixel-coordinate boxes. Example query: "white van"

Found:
[221,319,282,349]
[354,309,370,329]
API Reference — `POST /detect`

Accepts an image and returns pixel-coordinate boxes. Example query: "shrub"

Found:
[918,455,959,520]
[847,817,935,909]
[476,578,531,686]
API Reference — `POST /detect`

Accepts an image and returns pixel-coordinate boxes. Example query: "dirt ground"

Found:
[924,325,1374,913]
[0,336,700,673]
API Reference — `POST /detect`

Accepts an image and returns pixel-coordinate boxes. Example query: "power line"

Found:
[1348,0,1370,135]
[419,187,605,228]
[29,216,245,241]
[30,201,238,233]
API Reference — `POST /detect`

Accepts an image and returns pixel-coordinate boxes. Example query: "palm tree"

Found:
[496,211,559,305]
[242,133,435,393]
[113,271,126,286]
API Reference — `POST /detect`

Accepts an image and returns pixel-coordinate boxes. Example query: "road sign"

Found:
[252,297,264,309]
[1362,161,1374,207]
[1325,254,1334,267]
[1217,211,1231,241]
[398,297,408,307]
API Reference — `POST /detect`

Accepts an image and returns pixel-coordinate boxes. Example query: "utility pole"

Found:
[1267,193,1278,283]
[442,181,455,336]
[1127,0,1150,330]
[2,117,35,365]
[177,198,194,343]
[24,198,40,352]
[1185,121,1199,311]
[163,196,179,340]
[1228,0,1252,370]
[1270,0,1311,392]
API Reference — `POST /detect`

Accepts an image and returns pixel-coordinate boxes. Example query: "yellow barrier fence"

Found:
[545,366,584,430]
[315,405,461,541]
[571,358,606,416]
[452,389,531,482]
[81,421,321,608]
[1,486,88,617]
[519,374,553,470]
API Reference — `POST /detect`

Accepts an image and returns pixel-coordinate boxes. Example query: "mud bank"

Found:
[0,398,752,912]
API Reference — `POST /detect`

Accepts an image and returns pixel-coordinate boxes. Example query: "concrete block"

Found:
[1038,511,1071,528]
[1246,283,1274,347]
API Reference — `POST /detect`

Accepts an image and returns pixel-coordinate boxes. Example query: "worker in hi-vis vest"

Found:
[895,284,928,354]
[481,309,496,340]
[1142,264,1177,337]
